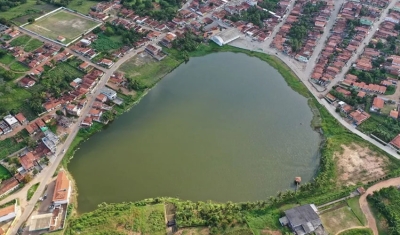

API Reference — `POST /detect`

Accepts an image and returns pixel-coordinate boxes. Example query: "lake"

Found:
[68,52,321,213]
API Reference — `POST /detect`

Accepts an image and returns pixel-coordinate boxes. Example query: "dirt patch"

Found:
[334,144,388,186]
[261,229,282,235]
[175,227,210,235]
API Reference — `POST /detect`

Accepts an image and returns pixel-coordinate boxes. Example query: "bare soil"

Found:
[261,229,282,235]
[334,144,388,186]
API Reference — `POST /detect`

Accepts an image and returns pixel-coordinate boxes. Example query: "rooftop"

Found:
[29,213,52,231]
[53,171,70,202]
[0,204,15,218]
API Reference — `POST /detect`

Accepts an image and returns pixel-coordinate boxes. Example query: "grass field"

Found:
[24,9,100,44]
[0,82,32,113]
[10,62,30,72]
[2,0,56,23]
[320,203,362,234]
[24,38,44,52]
[347,197,366,225]
[68,0,98,14]
[0,165,11,181]
[0,138,26,160]
[338,228,373,235]
[27,183,39,200]
[10,35,32,47]
[119,53,182,87]
[0,53,15,66]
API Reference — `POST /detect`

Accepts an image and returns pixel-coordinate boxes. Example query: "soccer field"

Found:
[24,9,100,44]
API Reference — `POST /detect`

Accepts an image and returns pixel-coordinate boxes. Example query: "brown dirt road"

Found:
[359,177,400,235]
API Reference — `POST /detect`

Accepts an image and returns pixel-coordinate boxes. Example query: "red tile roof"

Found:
[53,171,70,202]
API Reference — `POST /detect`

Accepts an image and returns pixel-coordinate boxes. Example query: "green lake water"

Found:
[68,52,321,213]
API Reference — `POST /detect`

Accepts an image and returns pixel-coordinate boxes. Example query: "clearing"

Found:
[23,9,100,44]
[118,52,181,87]
[334,144,388,186]
[320,202,363,234]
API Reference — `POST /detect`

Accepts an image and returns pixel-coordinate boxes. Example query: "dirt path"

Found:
[334,226,368,235]
[359,177,400,235]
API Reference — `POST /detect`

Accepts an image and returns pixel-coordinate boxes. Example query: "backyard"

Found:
[0,138,26,160]
[23,9,100,44]
[319,202,363,234]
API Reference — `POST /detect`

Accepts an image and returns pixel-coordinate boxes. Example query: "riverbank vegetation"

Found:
[61,43,400,234]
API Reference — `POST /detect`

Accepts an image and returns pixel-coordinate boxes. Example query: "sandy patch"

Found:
[261,229,282,235]
[335,144,388,186]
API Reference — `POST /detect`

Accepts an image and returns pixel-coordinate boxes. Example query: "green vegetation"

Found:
[338,228,373,235]
[0,51,15,65]
[369,186,400,235]
[347,197,366,225]
[67,0,97,14]
[10,35,31,47]
[0,137,26,160]
[358,114,400,143]
[123,0,182,21]
[9,61,30,72]
[27,183,39,200]
[0,0,56,22]
[227,6,274,28]
[0,0,28,15]
[65,201,165,235]
[24,38,43,52]
[384,85,396,95]
[320,203,362,234]
[91,34,123,53]
[0,81,32,115]
[0,165,11,180]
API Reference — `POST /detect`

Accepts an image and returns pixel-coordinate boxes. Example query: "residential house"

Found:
[19,152,37,171]
[0,178,19,198]
[15,113,27,125]
[100,87,117,100]
[19,77,36,88]
[26,123,39,136]
[3,115,19,129]
[65,104,82,116]
[349,110,370,125]
[99,58,114,68]
[81,117,93,127]
[390,110,399,119]
[279,204,323,235]
[0,121,11,134]
[370,97,384,112]
[0,203,17,223]
[96,94,108,102]
[52,171,71,206]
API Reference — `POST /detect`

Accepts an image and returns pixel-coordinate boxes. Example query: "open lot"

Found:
[24,9,100,44]
[119,52,181,87]
[320,202,363,234]
[334,144,388,186]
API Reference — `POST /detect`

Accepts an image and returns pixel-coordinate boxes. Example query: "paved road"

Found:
[359,177,400,235]
[324,0,399,93]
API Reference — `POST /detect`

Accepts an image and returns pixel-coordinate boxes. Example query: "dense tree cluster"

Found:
[348,67,387,84]
[369,186,400,235]
[0,0,26,12]
[227,6,271,28]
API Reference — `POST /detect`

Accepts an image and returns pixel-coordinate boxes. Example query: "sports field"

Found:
[23,9,100,44]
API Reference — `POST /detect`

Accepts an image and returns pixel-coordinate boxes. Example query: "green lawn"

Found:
[10,62,30,72]
[91,34,123,52]
[24,9,99,43]
[0,53,16,66]
[68,0,98,14]
[0,82,32,114]
[0,138,26,160]
[320,203,362,234]
[338,228,373,235]
[1,0,56,22]
[24,39,44,52]
[0,165,12,181]
[119,54,182,87]
[0,67,19,81]
[10,35,32,47]
[347,197,366,225]
[27,183,39,200]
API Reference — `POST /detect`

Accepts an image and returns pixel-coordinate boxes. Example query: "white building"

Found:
[3,115,19,129]
[100,87,117,100]
[0,202,17,223]
[80,39,92,46]
[211,28,241,46]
